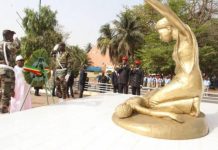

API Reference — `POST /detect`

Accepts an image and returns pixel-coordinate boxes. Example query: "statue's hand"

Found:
[126,99,139,109]
[149,99,160,108]
[169,113,184,123]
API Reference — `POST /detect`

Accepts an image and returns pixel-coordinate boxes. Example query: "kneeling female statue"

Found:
[113,0,208,139]
[115,0,202,122]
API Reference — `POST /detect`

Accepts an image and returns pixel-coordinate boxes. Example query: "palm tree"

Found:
[113,11,145,59]
[97,12,145,64]
[97,24,119,64]
[97,24,113,55]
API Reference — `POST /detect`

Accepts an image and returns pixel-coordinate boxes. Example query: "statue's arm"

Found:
[145,0,190,38]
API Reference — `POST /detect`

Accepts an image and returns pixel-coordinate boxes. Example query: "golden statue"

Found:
[113,0,208,139]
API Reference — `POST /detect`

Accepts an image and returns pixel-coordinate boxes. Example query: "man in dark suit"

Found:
[118,56,130,94]
[79,65,87,98]
[111,66,119,93]
[98,72,109,93]
[130,60,144,95]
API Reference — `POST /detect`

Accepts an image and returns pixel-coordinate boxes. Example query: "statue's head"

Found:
[115,103,133,118]
[155,18,173,42]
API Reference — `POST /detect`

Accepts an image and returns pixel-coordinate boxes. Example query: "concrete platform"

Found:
[0,93,218,150]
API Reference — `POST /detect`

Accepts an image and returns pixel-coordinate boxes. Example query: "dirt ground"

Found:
[31,92,82,108]
[0,91,83,114]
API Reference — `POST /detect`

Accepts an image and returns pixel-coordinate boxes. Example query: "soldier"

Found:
[130,60,144,95]
[118,56,130,94]
[51,42,70,101]
[0,30,20,113]
[51,44,59,96]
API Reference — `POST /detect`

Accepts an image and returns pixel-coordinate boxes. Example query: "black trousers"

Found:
[113,85,118,93]
[79,84,84,98]
[118,83,128,94]
[67,84,74,98]
[132,86,140,95]
[52,79,56,96]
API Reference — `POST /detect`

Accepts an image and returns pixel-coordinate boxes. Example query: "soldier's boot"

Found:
[1,105,9,113]
[52,87,56,96]
[70,87,74,98]
[63,93,67,99]
[35,89,41,96]
[66,91,70,98]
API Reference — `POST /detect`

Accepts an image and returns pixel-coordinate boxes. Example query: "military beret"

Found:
[3,30,16,35]
[59,42,65,46]
[135,60,141,65]
[122,56,128,61]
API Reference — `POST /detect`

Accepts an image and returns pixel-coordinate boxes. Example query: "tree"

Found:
[186,0,218,25]
[197,19,218,76]
[134,0,218,75]
[136,32,175,75]
[97,11,145,64]
[21,6,63,59]
[97,23,118,63]
[68,46,92,77]
[113,11,145,59]
[199,46,218,76]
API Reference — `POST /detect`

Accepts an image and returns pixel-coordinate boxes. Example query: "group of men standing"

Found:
[0,29,78,113]
[0,29,143,113]
[111,56,144,95]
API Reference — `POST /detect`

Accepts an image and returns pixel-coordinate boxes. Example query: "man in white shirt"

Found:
[10,55,31,112]
[203,77,210,96]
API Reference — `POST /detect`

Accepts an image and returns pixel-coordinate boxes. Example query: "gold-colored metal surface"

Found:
[113,112,209,140]
[113,0,209,139]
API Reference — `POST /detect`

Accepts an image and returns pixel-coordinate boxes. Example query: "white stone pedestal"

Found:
[0,93,217,150]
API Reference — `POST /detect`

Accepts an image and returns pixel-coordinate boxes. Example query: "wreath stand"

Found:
[20,57,54,111]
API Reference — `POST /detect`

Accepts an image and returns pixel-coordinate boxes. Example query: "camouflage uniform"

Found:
[0,30,20,113]
[53,49,70,99]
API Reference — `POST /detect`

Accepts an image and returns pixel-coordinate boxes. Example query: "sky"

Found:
[0,0,143,48]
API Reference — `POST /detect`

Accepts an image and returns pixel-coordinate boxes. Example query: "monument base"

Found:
[112,112,209,140]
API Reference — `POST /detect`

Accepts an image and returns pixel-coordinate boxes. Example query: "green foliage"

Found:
[134,1,218,76]
[136,32,175,75]
[199,46,218,76]
[24,49,50,87]
[195,19,218,49]
[22,6,57,35]
[168,0,188,19]
[113,11,145,58]
[97,23,120,64]
[129,4,160,32]
[97,11,145,64]
[67,46,91,77]
[194,19,218,76]
[97,24,114,56]
[21,6,63,59]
